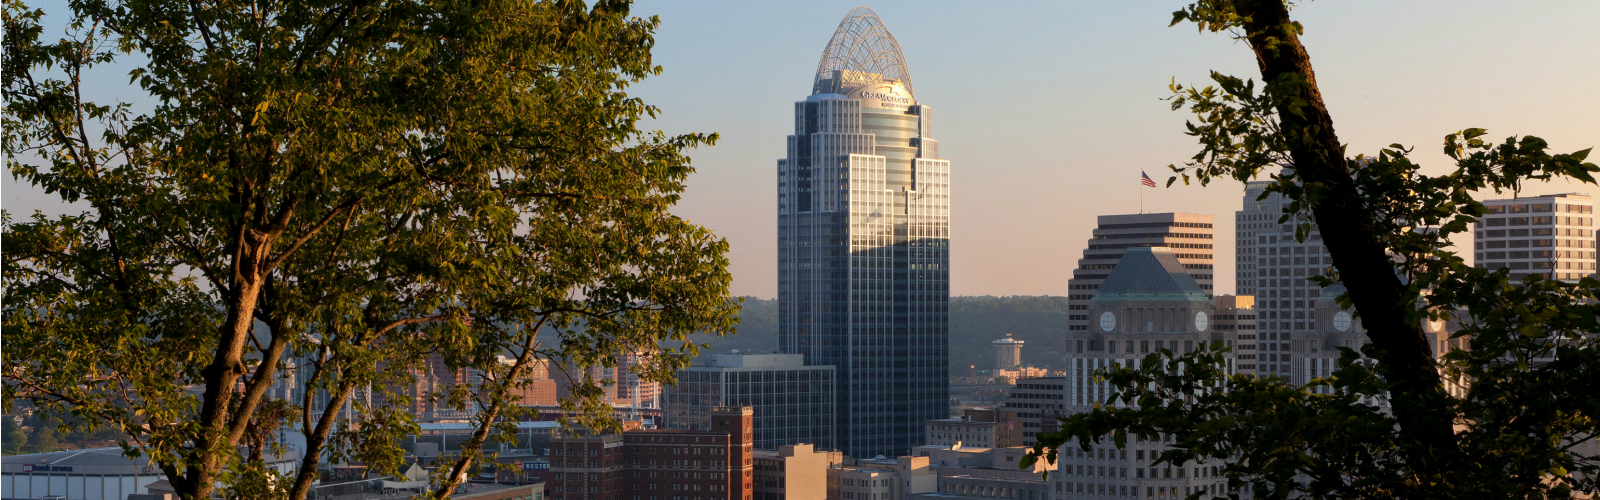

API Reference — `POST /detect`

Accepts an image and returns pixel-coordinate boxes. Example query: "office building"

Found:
[777,7,950,458]
[1064,246,1234,410]
[1211,295,1258,376]
[663,354,837,451]
[1056,246,1238,498]
[1236,179,1333,377]
[1474,193,1596,281]
[923,408,1023,449]
[1066,213,1215,333]
[547,407,754,500]
[999,378,1065,448]
[992,335,1023,370]
[752,444,842,500]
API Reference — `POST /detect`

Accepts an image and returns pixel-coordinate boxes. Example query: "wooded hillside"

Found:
[689,296,1069,374]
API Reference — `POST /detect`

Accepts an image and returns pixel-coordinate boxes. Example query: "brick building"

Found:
[549,407,754,500]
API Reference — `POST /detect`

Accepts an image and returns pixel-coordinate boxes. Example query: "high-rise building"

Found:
[1066,213,1215,333]
[992,334,1023,370]
[777,7,950,459]
[1474,193,1597,281]
[1060,246,1235,499]
[1235,180,1333,376]
[662,354,837,451]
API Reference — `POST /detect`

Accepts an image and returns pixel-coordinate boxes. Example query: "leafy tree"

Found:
[26,424,59,454]
[2,418,25,455]
[1027,1,1600,498]
[2,1,735,499]
[993,375,1014,386]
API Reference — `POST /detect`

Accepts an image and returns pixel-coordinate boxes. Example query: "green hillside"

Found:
[688,296,1068,372]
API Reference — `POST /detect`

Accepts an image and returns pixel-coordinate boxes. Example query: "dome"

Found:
[812,7,914,97]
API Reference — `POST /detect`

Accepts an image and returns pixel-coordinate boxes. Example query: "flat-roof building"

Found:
[663,354,836,451]
[1474,193,1596,281]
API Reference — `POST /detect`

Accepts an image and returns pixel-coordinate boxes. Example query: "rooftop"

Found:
[812,7,913,97]
[1094,247,1208,302]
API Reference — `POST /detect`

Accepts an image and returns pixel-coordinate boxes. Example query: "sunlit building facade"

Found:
[777,7,950,459]
[1474,193,1597,281]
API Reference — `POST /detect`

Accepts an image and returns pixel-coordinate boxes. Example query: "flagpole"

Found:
[1140,182,1144,214]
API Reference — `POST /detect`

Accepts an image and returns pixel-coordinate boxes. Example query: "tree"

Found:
[1027,1,1600,498]
[2,418,25,455]
[2,1,736,499]
[26,424,59,454]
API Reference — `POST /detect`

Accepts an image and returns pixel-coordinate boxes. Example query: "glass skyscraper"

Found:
[777,7,950,459]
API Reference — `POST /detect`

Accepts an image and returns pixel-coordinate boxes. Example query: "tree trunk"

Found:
[1234,0,1460,482]
[286,372,363,500]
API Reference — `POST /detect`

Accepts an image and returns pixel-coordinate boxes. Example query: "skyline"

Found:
[4,2,1598,299]
[628,1,1600,298]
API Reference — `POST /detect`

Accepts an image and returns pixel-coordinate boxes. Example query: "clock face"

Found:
[1099,311,1117,332]
[1194,311,1209,332]
[1334,311,1353,332]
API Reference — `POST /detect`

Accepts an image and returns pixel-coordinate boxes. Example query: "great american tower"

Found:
[776,7,950,459]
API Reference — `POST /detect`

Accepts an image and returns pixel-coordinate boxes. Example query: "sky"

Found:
[6,1,1599,299]
[625,1,1600,299]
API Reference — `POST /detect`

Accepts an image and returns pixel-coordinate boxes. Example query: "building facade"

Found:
[1059,247,1237,499]
[752,444,842,500]
[1474,193,1597,281]
[829,456,937,500]
[663,354,837,451]
[1066,213,1215,333]
[998,378,1065,448]
[777,7,950,459]
[548,407,754,500]
[1211,295,1258,376]
[909,446,1053,500]
[1064,247,1234,411]
[1236,179,1335,377]
[923,408,1022,449]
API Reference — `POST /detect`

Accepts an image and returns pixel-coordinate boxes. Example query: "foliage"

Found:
[1028,1,1600,499]
[2,418,24,455]
[2,1,735,499]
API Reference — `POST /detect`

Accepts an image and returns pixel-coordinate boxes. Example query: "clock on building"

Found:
[1099,311,1117,332]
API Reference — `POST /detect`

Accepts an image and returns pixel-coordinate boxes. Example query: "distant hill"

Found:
[688,296,1068,372]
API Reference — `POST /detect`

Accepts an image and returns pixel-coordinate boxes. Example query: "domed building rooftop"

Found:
[812,7,914,97]
[1094,246,1208,302]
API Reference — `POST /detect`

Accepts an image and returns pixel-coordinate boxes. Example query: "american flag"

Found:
[1141,171,1157,187]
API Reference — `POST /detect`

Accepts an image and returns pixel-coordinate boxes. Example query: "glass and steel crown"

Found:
[812,7,913,97]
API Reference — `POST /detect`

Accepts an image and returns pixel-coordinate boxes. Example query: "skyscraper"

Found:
[1066,213,1215,333]
[777,7,950,459]
[1236,179,1333,377]
[1059,246,1234,499]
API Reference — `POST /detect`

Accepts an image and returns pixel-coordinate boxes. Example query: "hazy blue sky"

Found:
[6,2,1598,299]
[624,1,1600,298]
